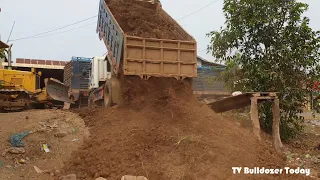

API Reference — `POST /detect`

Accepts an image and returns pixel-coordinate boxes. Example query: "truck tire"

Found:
[103,80,112,108]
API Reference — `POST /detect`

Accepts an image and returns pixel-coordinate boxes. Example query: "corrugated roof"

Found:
[0,41,9,49]
[1,58,68,70]
[16,58,67,66]
[197,56,226,67]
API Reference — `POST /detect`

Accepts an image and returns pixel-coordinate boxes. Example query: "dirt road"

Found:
[0,110,87,180]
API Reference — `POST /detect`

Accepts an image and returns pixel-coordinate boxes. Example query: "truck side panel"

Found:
[124,36,197,78]
[97,0,197,78]
[97,0,123,74]
[64,59,91,100]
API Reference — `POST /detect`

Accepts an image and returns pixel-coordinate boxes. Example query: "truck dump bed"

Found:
[97,0,197,79]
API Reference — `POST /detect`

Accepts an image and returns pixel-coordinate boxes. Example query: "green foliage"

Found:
[0,49,5,59]
[208,0,320,140]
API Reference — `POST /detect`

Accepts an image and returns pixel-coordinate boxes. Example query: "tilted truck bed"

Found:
[97,0,197,79]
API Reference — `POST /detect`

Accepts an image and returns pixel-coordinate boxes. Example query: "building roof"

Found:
[1,58,68,70]
[197,56,226,67]
[0,40,9,49]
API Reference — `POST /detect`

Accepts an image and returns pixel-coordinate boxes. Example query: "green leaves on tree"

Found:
[208,0,320,140]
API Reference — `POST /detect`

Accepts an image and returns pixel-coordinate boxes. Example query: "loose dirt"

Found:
[62,77,311,180]
[0,110,87,180]
[106,0,193,40]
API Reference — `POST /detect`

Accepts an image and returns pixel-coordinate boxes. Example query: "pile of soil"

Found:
[61,77,310,180]
[106,0,193,40]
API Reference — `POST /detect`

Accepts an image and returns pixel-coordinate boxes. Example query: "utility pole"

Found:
[7,44,13,70]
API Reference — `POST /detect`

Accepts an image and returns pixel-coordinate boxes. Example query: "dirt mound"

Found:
[62,78,309,180]
[107,0,193,40]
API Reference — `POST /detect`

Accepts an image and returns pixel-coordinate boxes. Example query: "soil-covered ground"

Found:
[60,77,311,180]
[106,0,193,40]
[0,110,88,180]
[0,78,317,180]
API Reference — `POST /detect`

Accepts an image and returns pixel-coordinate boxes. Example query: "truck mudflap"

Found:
[45,78,74,104]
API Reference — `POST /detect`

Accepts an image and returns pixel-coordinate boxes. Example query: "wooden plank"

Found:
[193,91,230,95]
[245,92,280,94]
[251,97,261,140]
[272,98,283,153]
[208,92,279,113]
[209,93,252,113]
[0,40,9,48]
[256,96,277,100]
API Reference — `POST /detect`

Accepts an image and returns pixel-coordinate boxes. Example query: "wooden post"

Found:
[250,97,261,140]
[272,98,283,153]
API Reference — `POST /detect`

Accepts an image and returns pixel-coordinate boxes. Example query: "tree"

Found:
[208,0,320,140]
[0,48,5,59]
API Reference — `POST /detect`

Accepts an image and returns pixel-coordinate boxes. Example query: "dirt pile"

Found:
[106,0,193,40]
[62,77,310,180]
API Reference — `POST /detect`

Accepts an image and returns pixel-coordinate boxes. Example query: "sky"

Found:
[0,0,320,62]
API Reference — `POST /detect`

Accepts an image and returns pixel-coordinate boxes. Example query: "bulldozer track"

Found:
[0,89,30,95]
[0,90,31,112]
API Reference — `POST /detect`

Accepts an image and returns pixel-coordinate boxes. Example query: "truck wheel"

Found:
[103,80,112,108]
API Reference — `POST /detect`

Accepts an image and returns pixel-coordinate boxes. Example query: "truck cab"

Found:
[89,56,112,90]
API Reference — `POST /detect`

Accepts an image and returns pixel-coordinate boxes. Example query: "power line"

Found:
[9,15,97,42]
[177,0,220,21]
[13,22,96,41]
[7,21,15,43]
[9,0,219,43]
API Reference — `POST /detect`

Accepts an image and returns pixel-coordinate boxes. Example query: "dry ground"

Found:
[0,87,318,180]
[221,110,320,178]
[0,109,88,180]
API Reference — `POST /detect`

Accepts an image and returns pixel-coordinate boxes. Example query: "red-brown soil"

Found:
[106,0,193,40]
[61,77,310,180]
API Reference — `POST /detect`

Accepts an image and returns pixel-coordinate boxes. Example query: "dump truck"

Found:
[87,0,197,107]
[46,56,92,109]
[46,0,197,107]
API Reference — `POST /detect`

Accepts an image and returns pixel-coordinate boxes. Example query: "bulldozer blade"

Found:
[208,93,252,113]
[45,78,74,104]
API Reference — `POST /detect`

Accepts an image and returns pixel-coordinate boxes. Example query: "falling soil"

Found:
[106,0,193,40]
[62,77,311,180]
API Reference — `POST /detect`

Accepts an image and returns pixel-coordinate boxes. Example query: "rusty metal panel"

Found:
[0,41,9,49]
[25,59,31,64]
[16,59,24,63]
[37,60,45,65]
[46,60,52,65]
[209,93,252,113]
[124,36,197,78]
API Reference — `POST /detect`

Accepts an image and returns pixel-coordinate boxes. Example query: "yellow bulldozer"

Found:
[0,41,62,111]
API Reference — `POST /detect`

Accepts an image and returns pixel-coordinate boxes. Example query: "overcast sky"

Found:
[0,0,319,62]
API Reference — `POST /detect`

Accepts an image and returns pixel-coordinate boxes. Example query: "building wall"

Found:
[197,59,202,66]
[193,66,229,94]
